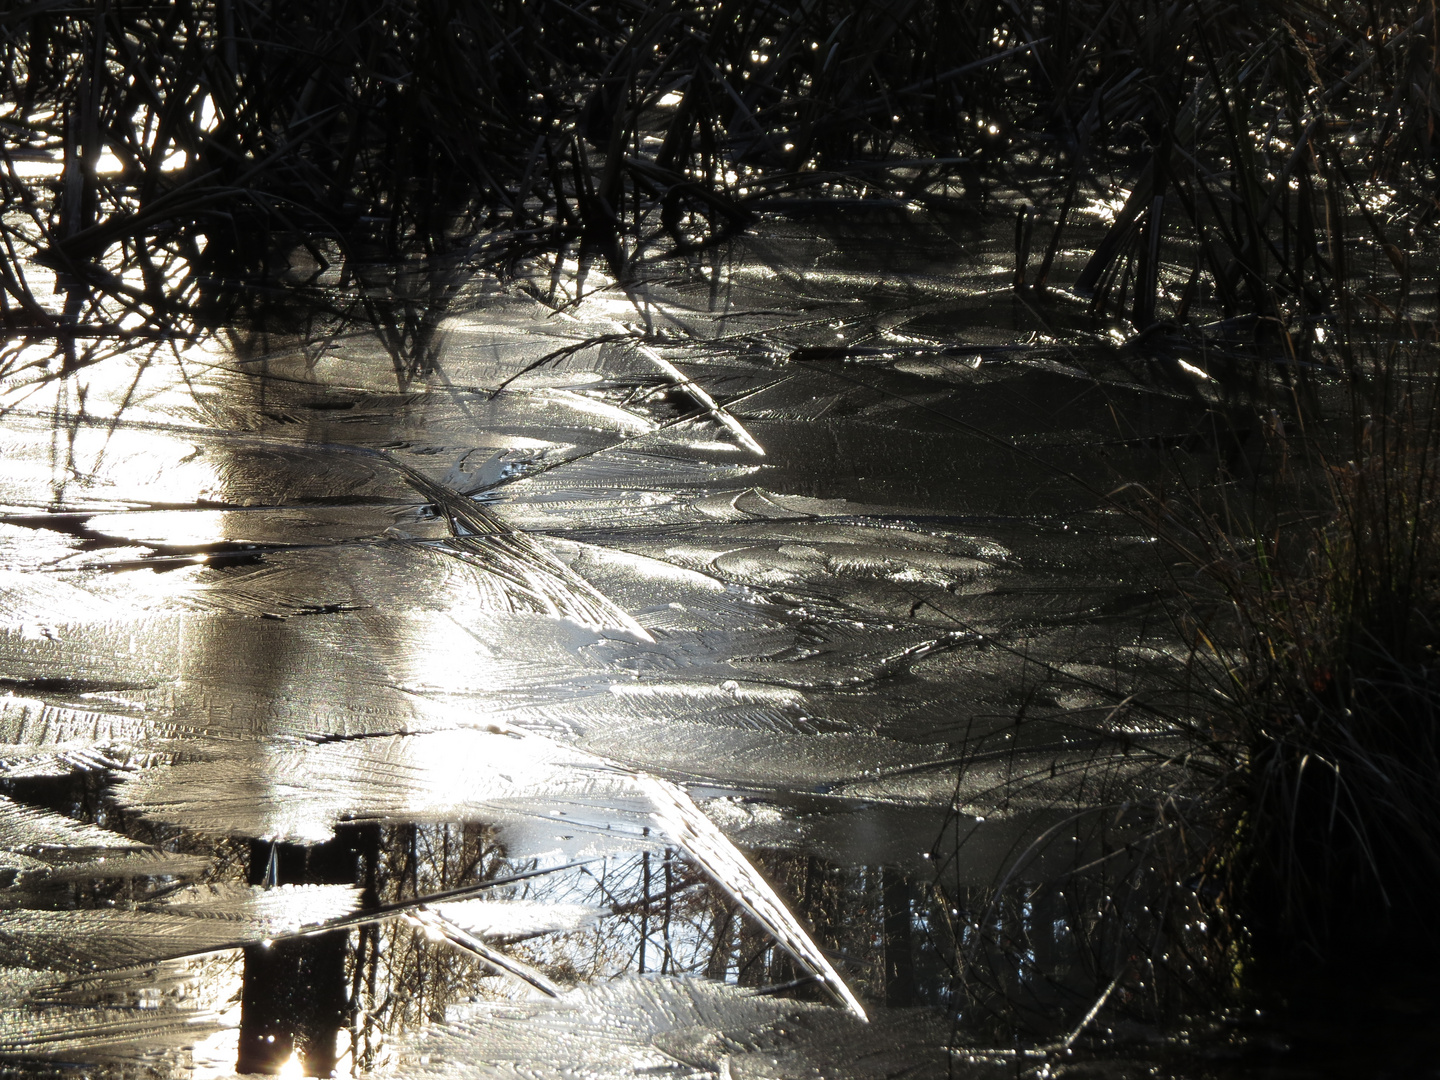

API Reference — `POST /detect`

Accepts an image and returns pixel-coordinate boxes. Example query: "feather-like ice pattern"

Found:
[638,774,866,1021]
[0,956,235,1061]
[116,725,868,1015]
[0,696,178,779]
[401,976,800,1079]
[0,1004,223,1060]
[405,907,563,997]
[576,720,959,795]
[431,898,603,939]
[393,457,653,640]
[42,848,213,882]
[112,728,649,844]
[0,884,360,971]
[0,909,254,970]
[146,881,363,926]
[0,794,152,853]
[0,566,123,625]
[0,794,205,885]
[400,976,952,1079]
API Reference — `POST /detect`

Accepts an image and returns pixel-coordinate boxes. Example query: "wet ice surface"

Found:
[0,214,1221,1075]
[401,976,952,1079]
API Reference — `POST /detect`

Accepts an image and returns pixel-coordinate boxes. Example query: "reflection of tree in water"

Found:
[351,823,505,1065]
[728,854,950,1011]
[321,821,960,1072]
[0,742,1232,1070]
[934,816,1228,1044]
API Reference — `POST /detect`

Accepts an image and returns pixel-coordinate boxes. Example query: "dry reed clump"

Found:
[0,1,1432,384]
[1143,351,1440,982]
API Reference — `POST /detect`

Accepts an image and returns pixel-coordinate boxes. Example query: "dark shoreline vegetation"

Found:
[2,0,1439,1072]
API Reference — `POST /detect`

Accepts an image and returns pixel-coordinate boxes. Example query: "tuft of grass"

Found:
[1131,325,1440,986]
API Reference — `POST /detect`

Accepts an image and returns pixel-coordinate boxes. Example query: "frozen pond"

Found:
[0,213,1226,1075]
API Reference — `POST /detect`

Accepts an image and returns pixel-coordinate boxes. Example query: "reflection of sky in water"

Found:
[83,509,231,547]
